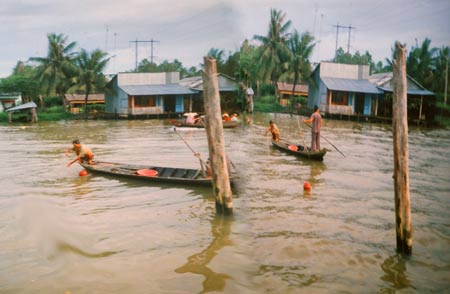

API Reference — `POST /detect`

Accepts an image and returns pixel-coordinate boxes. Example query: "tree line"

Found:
[0,8,448,120]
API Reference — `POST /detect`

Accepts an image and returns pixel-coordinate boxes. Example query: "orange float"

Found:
[303,181,311,190]
[136,169,159,177]
[79,170,88,177]
[288,145,298,151]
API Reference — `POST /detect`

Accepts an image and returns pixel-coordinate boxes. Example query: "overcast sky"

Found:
[1,0,449,78]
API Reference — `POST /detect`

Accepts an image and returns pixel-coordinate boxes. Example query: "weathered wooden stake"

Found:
[202,57,233,214]
[392,42,413,254]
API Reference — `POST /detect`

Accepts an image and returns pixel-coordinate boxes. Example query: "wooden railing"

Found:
[129,106,163,115]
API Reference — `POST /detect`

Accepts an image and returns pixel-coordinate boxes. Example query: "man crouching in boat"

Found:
[265,120,280,141]
[66,139,94,167]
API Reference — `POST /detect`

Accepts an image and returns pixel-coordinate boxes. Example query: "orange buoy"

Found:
[136,169,159,177]
[288,145,298,151]
[79,170,88,177]
[303,181,311,190]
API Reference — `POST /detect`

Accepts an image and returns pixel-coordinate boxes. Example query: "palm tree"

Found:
[281,30,315,104]
[29,33,77,97]
[406,38,436,90]
[74,49,110,118]
[253,8,292,84]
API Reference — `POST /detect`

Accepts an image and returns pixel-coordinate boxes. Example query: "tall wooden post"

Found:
[392,42,413,254]
[202,57,233,214]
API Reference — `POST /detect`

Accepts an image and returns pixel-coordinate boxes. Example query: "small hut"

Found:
[6,102,38,123]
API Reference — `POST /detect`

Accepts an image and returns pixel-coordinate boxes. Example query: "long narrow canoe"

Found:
[168,120,239,129]
[272,139,327,161]
[80,161,220,186]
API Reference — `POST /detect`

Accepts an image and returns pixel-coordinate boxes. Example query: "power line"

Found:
[129,38,160,71]
[333,24,356,60]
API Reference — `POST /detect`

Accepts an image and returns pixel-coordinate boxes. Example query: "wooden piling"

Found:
[202,57,233,214]
[31,107,38,123]
[392,42,413,254]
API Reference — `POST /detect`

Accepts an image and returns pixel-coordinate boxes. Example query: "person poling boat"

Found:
[303,105,345,158]
[303,105,322,152]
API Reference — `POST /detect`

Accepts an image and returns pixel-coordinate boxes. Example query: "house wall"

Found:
[0,94,22,112]
[218,75,237,90]
[105,78,130,115]
[320,62,370,79]
[117,72,180,86]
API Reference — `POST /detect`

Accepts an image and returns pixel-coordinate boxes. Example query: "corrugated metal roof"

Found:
[65,93,105,102]
[120,84,198,96]
[6,101,37,112]
[322,77,383,94]
[276,82,308,93]
[378,87,435,96]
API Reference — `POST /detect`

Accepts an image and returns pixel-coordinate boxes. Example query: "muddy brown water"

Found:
[0,113,449,293]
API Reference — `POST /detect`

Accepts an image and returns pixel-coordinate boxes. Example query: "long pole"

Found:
[303,122,346,157]
[173,128,207,175]
[393,41,412,254]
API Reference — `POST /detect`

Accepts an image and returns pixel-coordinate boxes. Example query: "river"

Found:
[0,113,449,293]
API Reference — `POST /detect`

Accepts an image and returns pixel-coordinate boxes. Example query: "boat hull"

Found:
[168,120,239,129]
[272,139,327,161]
[80,161,216,186]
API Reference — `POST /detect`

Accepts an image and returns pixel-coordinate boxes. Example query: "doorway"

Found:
[354,93,365,115]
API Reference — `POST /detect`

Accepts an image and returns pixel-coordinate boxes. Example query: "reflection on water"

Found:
[175,215,233,293]
[0,118,449,293]
[380,254,411,291]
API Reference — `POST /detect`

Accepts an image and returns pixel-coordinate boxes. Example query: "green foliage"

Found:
[253,8,292,83]
[239,40,259,88]
[335,47,376,72]
[280,30,315,85]
[43,96,63,107]
[29,33,78,96]
[254,95,284,112]
[38,110,74,121]
[0,64,41,102]
[137,58,199,78]
[259,83,275,96]
[0,112,8,123]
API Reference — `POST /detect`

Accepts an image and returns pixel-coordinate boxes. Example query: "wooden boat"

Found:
[272,139,327,161]
[168,120,239,129]
[80,161,223,186]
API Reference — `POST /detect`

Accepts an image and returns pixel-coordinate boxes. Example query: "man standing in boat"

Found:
[303,105,322,151]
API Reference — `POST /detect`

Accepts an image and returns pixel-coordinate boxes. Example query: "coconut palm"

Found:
[29,33,77,97]
[281,30,315,102]
[74,49,110,117]
[431,46,449,105]
[406,38,436,90]
[253,8,292,84]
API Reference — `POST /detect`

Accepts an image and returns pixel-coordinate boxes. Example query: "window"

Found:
[331,91,348,105]
[134,96,156,107]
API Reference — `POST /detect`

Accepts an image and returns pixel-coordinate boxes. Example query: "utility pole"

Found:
[149,38,160,64]
[334,23,339,61]
[442,53,449,123]
[129,38,160,71]
[334,24,356,60]
[347,24,353,53]
[444,54,448,106]
[105,25,109,52]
